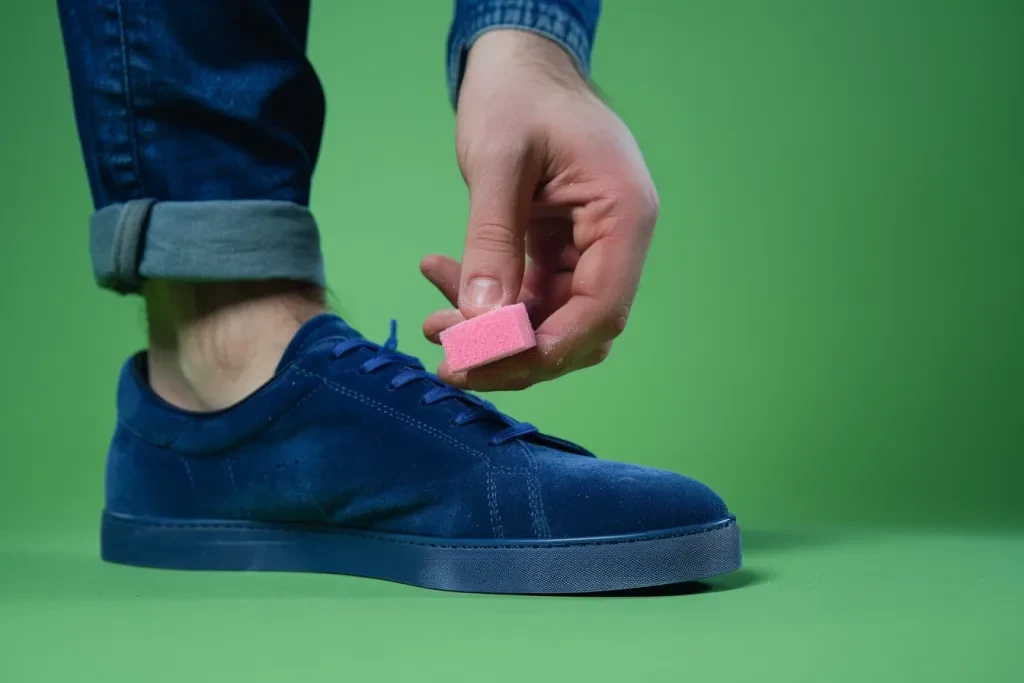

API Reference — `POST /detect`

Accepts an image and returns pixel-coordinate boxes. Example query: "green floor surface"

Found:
[2,2,1021,680]
[2,527,1019,682]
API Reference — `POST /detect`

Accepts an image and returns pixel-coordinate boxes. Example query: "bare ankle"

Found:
[144,280,326,411]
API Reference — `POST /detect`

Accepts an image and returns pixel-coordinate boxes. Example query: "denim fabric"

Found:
[57,0,327,292]
[108,315,729,539]
[57,0,600,293]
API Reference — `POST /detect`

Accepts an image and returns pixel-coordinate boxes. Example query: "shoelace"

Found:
[331,320,538,447]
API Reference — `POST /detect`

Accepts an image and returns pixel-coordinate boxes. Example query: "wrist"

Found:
[470,29,577,71]
[464,29,589,96]
[446,0,600,107]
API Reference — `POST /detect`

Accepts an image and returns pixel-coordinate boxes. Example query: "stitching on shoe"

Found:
[295,367,503,537]
[488,464,530,475]
[105,515,735,550]
[517,441,551,539]
[499,455,542,539]
[226,460,240,495]
[225,459,247,517]
[180,457,195,493]
[296,369,481,459]
[118,383,323,451]
[269,385,322,431]
[486,470,503,538]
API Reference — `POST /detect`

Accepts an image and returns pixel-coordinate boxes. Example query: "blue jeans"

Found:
[57,0,600,295]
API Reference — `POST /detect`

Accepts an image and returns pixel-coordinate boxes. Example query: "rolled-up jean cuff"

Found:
[89,199,326,294]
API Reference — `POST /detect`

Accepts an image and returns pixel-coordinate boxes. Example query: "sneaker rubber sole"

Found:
[101,510,742,594]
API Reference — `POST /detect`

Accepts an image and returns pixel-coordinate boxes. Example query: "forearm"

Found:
[446,0,601,106]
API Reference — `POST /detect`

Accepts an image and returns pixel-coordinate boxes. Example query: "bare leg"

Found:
[144,280,325,411]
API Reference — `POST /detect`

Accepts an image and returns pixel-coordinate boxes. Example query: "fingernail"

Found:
[464,277,502,308]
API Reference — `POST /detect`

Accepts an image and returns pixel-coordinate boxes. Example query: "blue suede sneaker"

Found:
[101,314,741,593]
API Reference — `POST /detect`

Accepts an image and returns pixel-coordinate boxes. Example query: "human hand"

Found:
[420,29,659,391]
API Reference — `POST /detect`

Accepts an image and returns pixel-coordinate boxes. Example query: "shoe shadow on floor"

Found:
[556,568,769,598]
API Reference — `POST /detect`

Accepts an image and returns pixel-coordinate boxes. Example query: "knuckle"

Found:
[613,173,658,210]
[646,187,661,223]
[467,222,521,254]
[583,343,613,368]
[593,180,659,237]
[627,182,659,231]
[604,305,631,339]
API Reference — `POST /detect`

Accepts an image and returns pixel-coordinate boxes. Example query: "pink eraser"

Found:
[439,303,537,373]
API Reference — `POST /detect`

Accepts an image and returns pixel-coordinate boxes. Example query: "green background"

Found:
[1,1,1021,681]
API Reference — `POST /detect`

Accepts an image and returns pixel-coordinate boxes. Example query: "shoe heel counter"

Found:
[104,422,196,518]
[106,354,197,517]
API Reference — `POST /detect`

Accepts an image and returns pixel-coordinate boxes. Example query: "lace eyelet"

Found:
[385,382,397,391]
[486,438,498,447]
[449,418,459,427]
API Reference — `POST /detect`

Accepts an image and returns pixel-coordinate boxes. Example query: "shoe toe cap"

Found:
[534,452,731,538]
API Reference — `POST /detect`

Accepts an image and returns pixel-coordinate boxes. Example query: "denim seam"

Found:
[295,367,502,537]
[112,0,145,196]
[111,209,126,289]
[108,198,155,291]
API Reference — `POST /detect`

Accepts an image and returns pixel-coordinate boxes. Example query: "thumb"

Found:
[459,145,539,317]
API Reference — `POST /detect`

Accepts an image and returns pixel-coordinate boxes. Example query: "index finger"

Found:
[439,212,651,391]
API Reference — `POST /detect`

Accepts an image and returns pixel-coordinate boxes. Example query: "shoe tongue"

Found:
[276,313,362,372]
